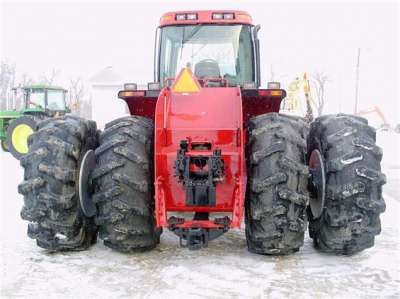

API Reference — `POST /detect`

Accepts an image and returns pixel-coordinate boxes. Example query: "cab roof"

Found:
[19,85,66,91]
[159,10,253,27]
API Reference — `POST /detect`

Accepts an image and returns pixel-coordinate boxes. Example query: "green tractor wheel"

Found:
[7,116,37,160]
[1,139,9,152]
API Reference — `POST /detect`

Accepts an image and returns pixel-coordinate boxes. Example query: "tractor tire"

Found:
[1,139,9,152]
[18,115,98,251]
[245,113,310,255]
[7,116,37,160]
[307,114,386,255]
[92,116,160,253]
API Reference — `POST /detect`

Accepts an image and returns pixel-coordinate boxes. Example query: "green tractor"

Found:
[0,85,69,159]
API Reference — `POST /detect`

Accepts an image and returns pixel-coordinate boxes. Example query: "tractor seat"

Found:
[194,59,221,78]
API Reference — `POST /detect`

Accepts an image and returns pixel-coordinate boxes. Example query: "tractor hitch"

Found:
[172,226,228,250]
[175,140,225,207]
[169,215,230,250]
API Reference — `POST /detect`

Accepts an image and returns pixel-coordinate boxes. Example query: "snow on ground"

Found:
[1,132,399,298]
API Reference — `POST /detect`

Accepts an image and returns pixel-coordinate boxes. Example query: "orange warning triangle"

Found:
[172,68,201,93]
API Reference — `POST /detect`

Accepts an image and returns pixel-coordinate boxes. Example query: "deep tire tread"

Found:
[18,115,98,251]
[307,113,386,255]
[93,115,159,253]
[245,113,310,255]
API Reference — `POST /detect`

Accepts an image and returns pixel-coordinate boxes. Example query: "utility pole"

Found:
[354,48,361,114]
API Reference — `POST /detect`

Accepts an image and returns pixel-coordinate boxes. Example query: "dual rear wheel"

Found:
[18,113,385,255]
[18,115,159,252]
[245,113,386,255]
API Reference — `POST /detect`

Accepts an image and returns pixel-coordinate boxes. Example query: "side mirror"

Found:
[253,25,261,88]
[254,24,261,38]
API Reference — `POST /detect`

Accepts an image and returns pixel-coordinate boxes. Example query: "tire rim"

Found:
[11,124,34,154]
[79,150,97,217]
[308,149,326,219]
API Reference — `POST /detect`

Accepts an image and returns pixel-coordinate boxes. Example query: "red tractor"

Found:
[19,11,386,255]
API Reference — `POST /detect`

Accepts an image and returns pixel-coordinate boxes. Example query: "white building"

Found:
[89,66,129,130]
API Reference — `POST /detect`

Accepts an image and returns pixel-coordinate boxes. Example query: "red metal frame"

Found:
[117,10,286,233]
[120,85,283,232]
[119,89,285,124]
[153,80,246,229]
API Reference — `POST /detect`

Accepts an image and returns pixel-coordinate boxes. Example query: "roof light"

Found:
[237,13,252,22]
[267,82,281,89]
[186,13,198,20]
[212,13,223,20]
[124,83,137,91]
[223,13,234,20]
[160,14,173,22]
[175,14,186,21]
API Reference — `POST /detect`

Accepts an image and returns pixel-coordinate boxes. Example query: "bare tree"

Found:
[39,68,60,85]
[310,72,329,116]
[19,73,34,87]
[68,77,87,116]
[0,61,16,110]
[68,77,92,119]
[79,96,92,119]
[12,73,35,110]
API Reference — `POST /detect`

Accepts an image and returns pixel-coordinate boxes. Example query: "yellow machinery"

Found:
[281,73,314,120]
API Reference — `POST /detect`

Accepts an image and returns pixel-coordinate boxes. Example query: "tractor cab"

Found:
[13,85,68,115]
[155,11,261,88]
[119,11,284,123]
[1,85,69,160]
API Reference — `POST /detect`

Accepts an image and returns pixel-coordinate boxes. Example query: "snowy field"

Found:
[0,131,399,298]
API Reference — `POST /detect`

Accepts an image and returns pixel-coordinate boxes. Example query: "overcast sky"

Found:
[1,0,398,123]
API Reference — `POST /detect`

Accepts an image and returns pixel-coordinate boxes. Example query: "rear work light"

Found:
[148,82,161,90]
[124,83,137,91]
[212,12,235,20]
[243,82,256,89]
[267,82,281,89]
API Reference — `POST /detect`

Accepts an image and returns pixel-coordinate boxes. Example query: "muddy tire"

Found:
[307,114,386,255]
[245,113,310,255]
[1,139,9,152]
[92,116,159,253]
[18,116,98,251]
